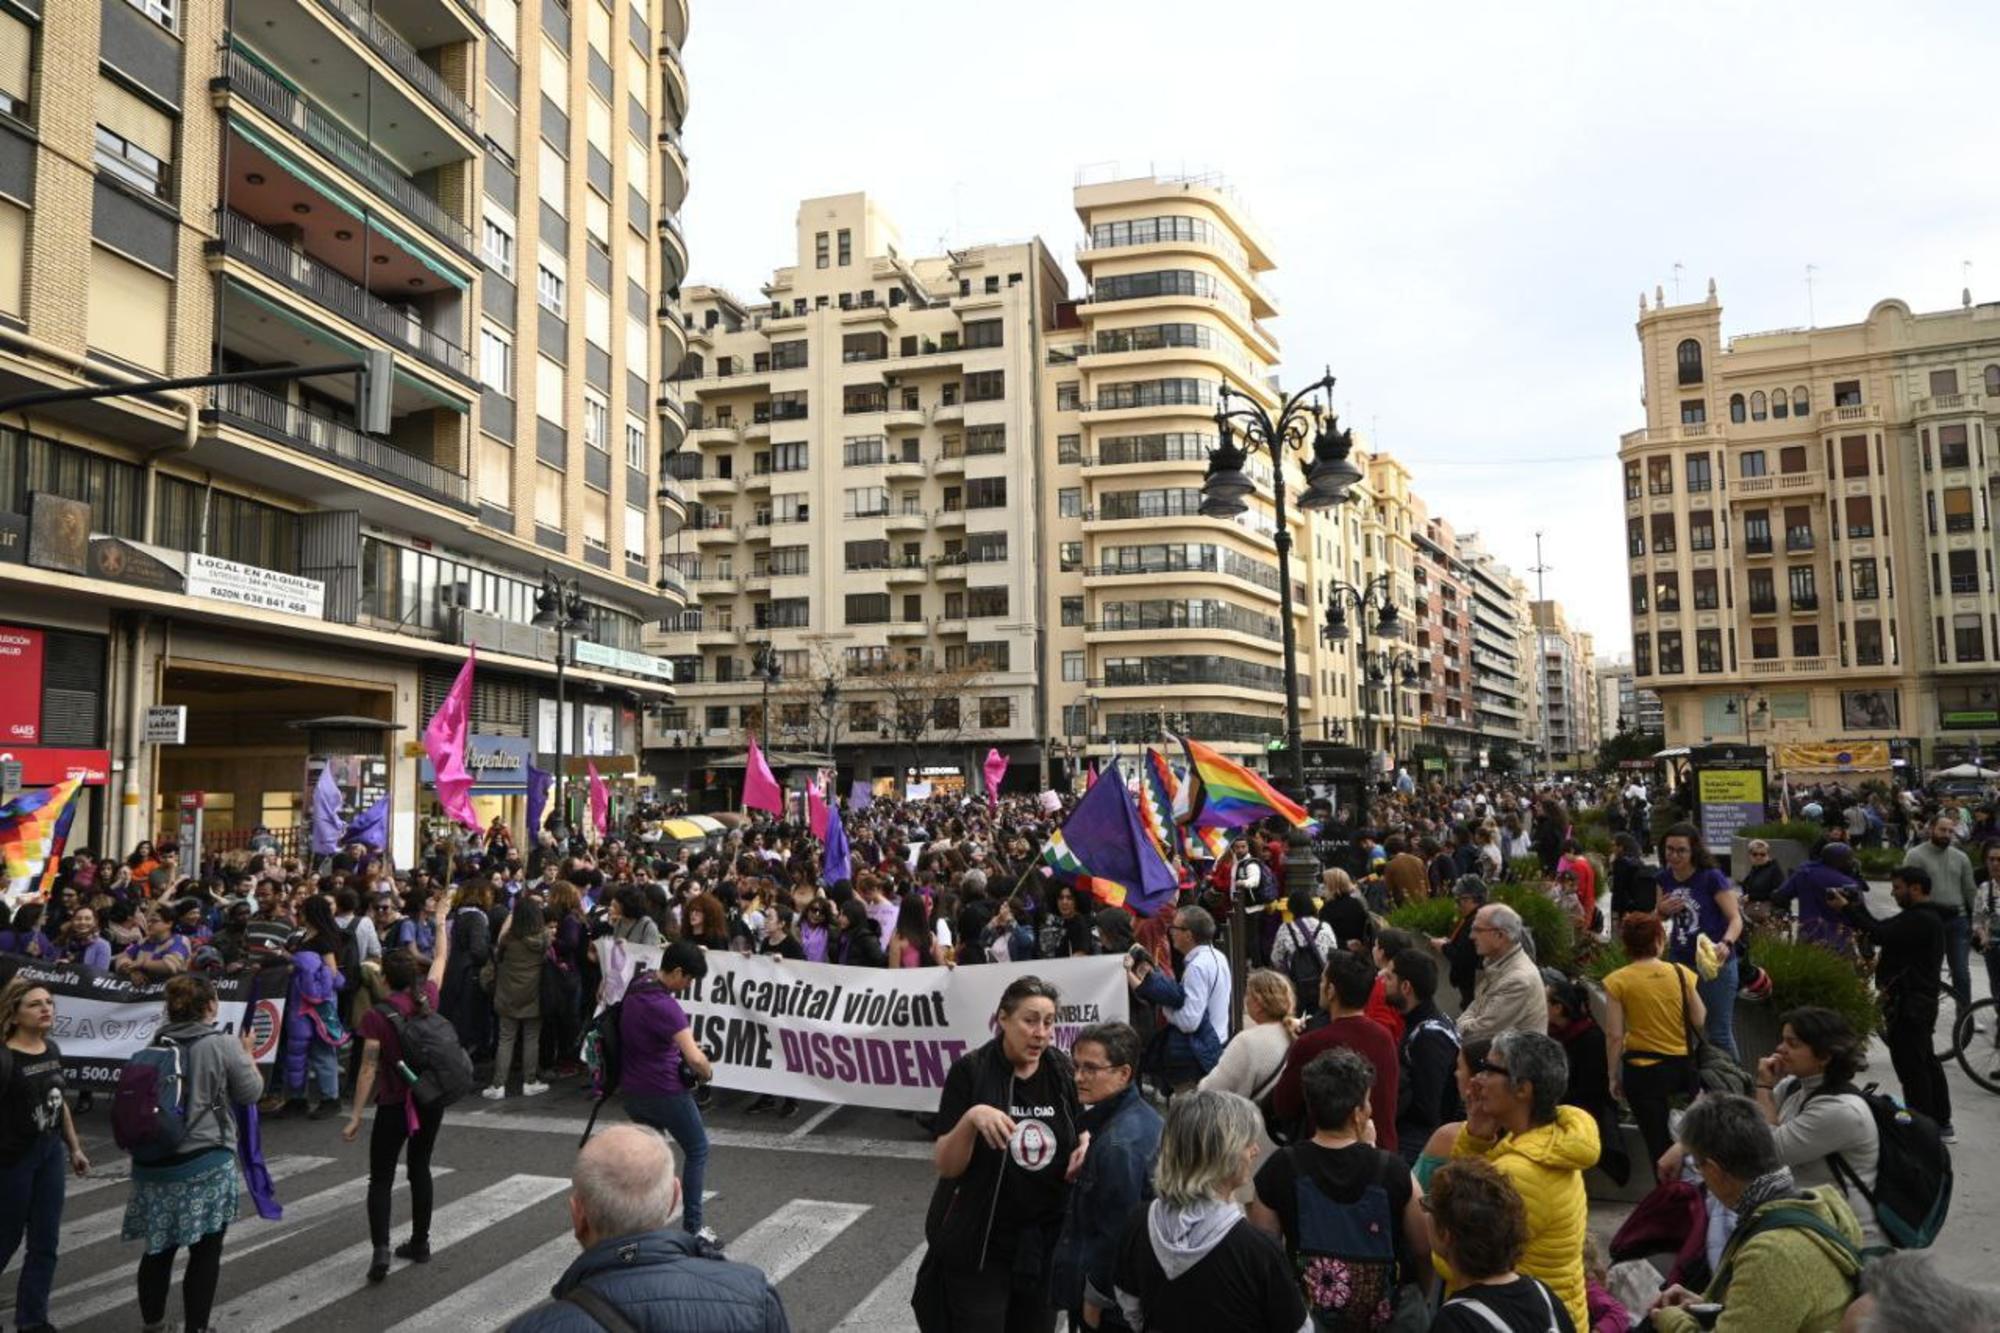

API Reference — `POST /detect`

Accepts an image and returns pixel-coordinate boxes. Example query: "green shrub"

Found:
[1506,855,1545,885]
[1583,941,1630,984]
[1752,934,1881,1037]
[1493,883,1577,972]
[1738,821,1824,845]
[1386,898,1459,938]
[1855,847,1902,881]
[1579,829,1614,856]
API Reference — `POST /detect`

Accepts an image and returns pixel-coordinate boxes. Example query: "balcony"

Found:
[1913,391,1982,418]
[886,511,929,533]
[660,40,689,129]
[654,565,687,602]
[1750,657,1831,674]
[1784,532,1815,552]
[884,407,926,431]
[658,128,688,214]
[695,626,740,647]
[931,554,968,581]
[211,210,472,383]
[933,507,967,529]
[1817,403,1881,427]
[218,48,475,259]
[660,214,688,291]
[886,558,928,585]
[690,474,739,499]
[204,382,472,510]
[886,620,928,640]
[693,423,742,447]
[304,0,476,135]
[1790,596,1820,612]
[1747,599,1779,616]
[884,456,927,483]
[1744,538,1774,557]
[933,449,965,477]
[933,401,965,426]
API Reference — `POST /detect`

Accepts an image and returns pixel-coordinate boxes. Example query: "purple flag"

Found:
[341,794,389,850]
[308,764,342,856]
[424,649,480,831]
[849,779,873,810]
[526,764,553,835]
[821,805,852,888]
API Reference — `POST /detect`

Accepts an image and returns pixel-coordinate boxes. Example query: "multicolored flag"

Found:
[1171,733,1310,830]
[35,796,78,897]
[424,648,480,830]
[1,778,82,904]
[1136,748,1180,863]
[1039,758,1177,915]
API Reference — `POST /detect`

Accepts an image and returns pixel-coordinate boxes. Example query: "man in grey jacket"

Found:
[507,1125,788,1332]
[1905,816,1978,1012]
[1456,904,1549,1044]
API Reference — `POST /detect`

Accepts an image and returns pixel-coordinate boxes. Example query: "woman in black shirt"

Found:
[1429,1158,1576,1333]
[0,977,89,1332]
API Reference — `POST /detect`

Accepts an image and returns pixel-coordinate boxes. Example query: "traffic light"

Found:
[360,348,394,435]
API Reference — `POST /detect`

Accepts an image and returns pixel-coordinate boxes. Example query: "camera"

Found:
[1127,945,1153,969]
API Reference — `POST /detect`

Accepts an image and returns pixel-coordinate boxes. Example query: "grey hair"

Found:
[573,1124,679,1240]
[1492,1030,1568,1123]
[1858,1252,2000,1333]
[1153,1089,1260,1208]
[1175,905,1217,945]
[1482,904,1525,946]
[1675,1093,1778,1182]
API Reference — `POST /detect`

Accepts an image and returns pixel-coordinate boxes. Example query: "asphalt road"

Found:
[24,1085,939,1333]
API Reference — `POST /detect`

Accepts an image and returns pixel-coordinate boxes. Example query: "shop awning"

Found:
[1775,741,1891,774]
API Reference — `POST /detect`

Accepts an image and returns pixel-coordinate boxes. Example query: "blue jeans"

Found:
[292,1039,339,1101]
[627,1093,707,1233]
[0,1132,66,1326]
[1696,954,1740,1059]
[1943,912,1973,1011]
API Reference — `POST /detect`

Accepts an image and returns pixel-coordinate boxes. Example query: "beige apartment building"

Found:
[0,0,687,862]
[1620,283,2000,772]
[651,176,1560,797]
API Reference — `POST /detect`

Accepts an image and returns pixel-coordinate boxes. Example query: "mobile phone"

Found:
[1687,1303,1723,1330]
[1127,945,1152,968]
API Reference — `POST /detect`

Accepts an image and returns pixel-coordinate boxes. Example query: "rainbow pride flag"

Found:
[1172,734,1309,830]
[0,778,83,904]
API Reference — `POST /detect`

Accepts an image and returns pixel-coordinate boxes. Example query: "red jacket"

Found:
[1270,1012,1400,1152]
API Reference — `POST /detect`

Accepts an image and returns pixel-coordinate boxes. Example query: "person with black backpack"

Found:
[118,972,263,1333]
[343,893,467,1284]
[619,940,718,1251]
[1268,892,1333,1018]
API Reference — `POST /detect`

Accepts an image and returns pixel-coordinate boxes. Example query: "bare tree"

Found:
[870,653,986,787]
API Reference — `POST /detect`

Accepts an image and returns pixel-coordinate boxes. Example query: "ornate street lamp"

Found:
[1323,573,1404,763]
[533,570,593,835]
[751,642,782,747]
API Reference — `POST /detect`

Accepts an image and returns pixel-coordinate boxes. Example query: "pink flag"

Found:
[423,649,480,831]
[743,736,783,815]
[983,746,1009,807]
[587,761,609,842]
[806,782,829,838]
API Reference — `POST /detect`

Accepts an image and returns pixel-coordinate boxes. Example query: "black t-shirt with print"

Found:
[1253,1139,1414,1331]
[0,1040,65,1167]
[933,1054,1078,1260]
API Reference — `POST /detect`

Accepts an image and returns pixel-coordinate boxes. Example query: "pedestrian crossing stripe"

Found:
[833,1245,929,1332]
[22,1165,459,1325]
[726,1199,871,1286]
[450,1106,935,1160]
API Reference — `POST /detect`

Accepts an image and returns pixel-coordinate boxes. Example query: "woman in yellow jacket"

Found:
[1447,1028,1600,1331]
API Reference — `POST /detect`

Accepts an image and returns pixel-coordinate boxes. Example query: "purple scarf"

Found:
[235,1103,282,1220]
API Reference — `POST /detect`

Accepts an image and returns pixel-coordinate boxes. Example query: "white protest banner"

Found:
[0,953,290,1087]
[596,945,1126,1112]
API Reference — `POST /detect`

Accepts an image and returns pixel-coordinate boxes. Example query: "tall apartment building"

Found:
[1532,601,1597,768]
[1622,284,2000,768]
[1595,655,1664,741]
[0,0,686,862]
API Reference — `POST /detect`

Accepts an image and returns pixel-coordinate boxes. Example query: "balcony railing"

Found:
[309,0,475,133]
[215,210,471,379]
[221,48,474,255]
[1950,575,1981,594]
[208,382,472,509]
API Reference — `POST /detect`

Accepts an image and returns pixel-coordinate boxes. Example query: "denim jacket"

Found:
[1048,1083,1163,1322]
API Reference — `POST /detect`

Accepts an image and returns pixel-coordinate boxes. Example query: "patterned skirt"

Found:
[122,1153,239,1254]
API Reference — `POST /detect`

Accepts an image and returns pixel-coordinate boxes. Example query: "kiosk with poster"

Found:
[1688,744,1769,867]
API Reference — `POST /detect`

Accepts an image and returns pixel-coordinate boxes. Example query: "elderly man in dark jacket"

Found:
[506,1124,789,1332]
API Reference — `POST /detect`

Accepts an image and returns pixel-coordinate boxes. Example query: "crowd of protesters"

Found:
[0,762,1988,1330]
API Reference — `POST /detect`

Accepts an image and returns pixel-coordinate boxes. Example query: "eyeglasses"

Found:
[1471,1059,1508,1078]
[1073,1060,1122,1076]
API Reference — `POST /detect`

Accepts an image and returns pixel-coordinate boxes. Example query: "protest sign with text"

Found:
[596,944,1126,1112]
[0,953,290,1087]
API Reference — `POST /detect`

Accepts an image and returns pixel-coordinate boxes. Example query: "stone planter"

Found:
[1730,836,1808,882]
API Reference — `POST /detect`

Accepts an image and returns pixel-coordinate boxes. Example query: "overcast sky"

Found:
[680,1,2000,652]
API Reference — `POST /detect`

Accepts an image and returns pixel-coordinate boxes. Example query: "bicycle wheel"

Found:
[1954,998,2000,1094]
[1935,957,1967,1060]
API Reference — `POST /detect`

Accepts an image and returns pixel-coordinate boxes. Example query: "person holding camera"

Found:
[620,940,719,1251]
[1125,907,1231,1092]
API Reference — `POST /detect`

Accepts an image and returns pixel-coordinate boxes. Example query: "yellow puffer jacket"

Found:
[1448,1105,1600,1332]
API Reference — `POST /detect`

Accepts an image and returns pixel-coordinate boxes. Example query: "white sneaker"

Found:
[481,1086,506,1100]
[521,1081,550,1097]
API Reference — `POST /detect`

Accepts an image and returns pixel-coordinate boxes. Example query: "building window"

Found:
[1851,558,1879,600]
[1629,575,1648,614]
[844,593,889,625]
[1654,573,1680,612]
[967,477,1007,509]
[979,697,1011,729]
[1055,382,1080,412]
[1059,541,1082,572]
[1061,650,1084,682]
[1729,394,1746,424]
[1061,596,1083,627]
[1692,568,1719,610]
[1057,434,1082,464]
[1750,626,1778,660]
[1779,445,1808,475]
[483,215,515,278]
[1623,464,1641,501]
[968,587,1008,617]
[1953,615,1986,662]
[1626,518,1644,558]
[1747,568,1776,614]
[1688,510,1715,551]
[1632,633,1651,676]
[844,486,888,518]
[581,395,608,453]
[536,262,565,315]
[94,124,169,197]
[815,231,829,269]
[1771,388,1789,420]
[1680,400,1705,425]
[625,416,646,471]
[1058,487,1081,519]
[1646,457,1673,495]
[1750,391,1767,421]
[1938,424,1970,469]
[1676,339,1703,385]
[1685,454,1711,492]
[964,319,1003,349]
[1844,495,1873,539]
[965,370,1005,402]
[1840,435,1869,477]
[480,327,512,394]
[837,229,852,266]
[1782,507,1812,551]
[1930,368,1960,397]
[1793,623,1821,659]
[1696,629,1723,673]
[1740,450,1766,478]
[1649,512,1676,554]
[1656,632,1683,674]
[1854,620,1884,666]
[1833,380,1862,407]
[1986,365,2000,397]
[1788,565,1818,611]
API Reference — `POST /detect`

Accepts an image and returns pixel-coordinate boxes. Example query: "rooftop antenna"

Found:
[1672,262,1684,303]
[1806,263,1818,327]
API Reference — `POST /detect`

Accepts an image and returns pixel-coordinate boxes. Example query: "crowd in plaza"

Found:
[0,766,1992,1330]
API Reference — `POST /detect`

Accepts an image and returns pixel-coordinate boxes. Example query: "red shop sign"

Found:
[0,747,111,787]
[0,626,42,744]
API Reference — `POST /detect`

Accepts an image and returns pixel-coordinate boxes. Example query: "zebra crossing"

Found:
[10,1143,930,1333]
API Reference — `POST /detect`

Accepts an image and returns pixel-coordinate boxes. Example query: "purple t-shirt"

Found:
[1657,865,1735,961]
[619,979,691,1098]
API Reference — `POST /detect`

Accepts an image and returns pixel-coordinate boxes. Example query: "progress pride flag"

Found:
[595,945,1126,1112]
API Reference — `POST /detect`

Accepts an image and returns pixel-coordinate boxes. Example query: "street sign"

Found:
[144,705,187,745]
[0,760,19,800]
[177,791,205,853]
